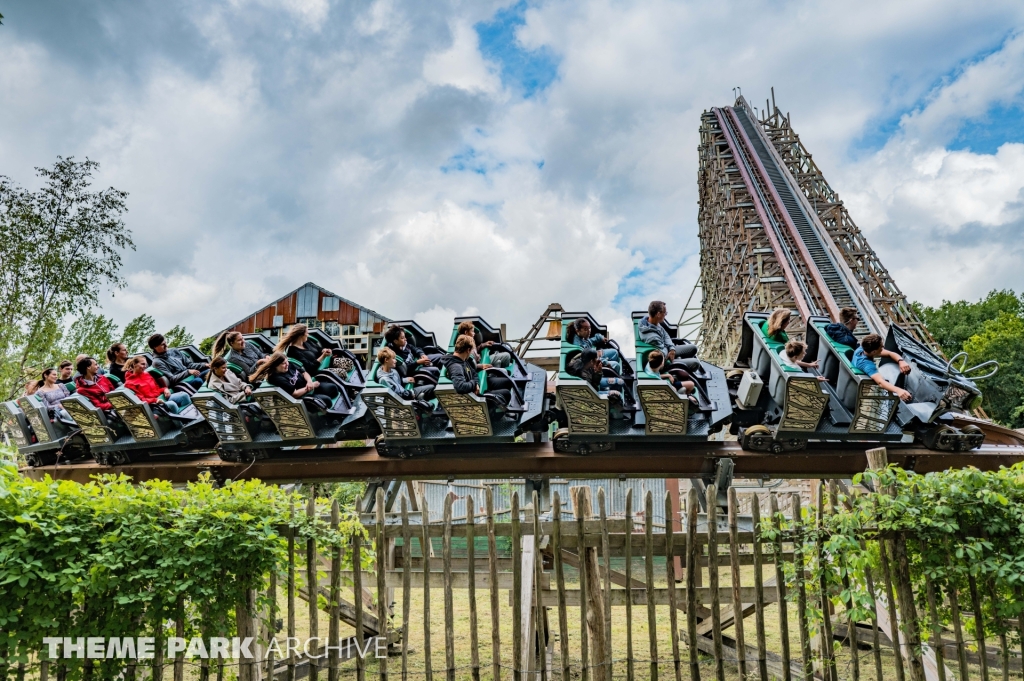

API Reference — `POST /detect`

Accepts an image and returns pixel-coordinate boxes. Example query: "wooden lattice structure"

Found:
[697,95,934,365]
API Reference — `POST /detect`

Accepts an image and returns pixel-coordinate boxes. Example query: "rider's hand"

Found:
[668,349,676,360]
[898,359,911,374]
[320,349,332,359]
[189,369,200,376]
[417,356,431,366]
[897,388,912,402]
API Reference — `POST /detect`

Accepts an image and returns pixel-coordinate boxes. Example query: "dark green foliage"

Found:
[915,289,1024,358]
[198,335,217,356]
[964,312,1024,427]
[915,290,1024,426]
[764,464,1024,646]
[0,470,369,675]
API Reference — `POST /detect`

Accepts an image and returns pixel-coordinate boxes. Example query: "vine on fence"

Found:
[0,468,370,677]
[763,463,1024,654]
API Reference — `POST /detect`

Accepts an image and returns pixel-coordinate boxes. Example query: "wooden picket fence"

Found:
[254,472,1023,681]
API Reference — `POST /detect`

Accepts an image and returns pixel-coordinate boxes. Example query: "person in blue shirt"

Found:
[824,307,860,350]
[852,334,912,401]
[570,317,622,374]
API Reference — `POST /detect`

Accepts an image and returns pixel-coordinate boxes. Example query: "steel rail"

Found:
[20,442,1024,485]
[726,106,842,321]
[712,107,816,322]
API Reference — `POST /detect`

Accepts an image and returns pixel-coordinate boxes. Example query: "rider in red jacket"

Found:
[74,357,115,410]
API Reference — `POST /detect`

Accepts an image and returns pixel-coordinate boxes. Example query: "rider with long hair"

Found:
[275,324,332,377]
[250,351,340,404]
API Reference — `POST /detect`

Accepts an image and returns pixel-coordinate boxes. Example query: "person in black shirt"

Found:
[106,342,129,382]
[824,307,861,351]
[276,323,332,376]
[251,352,340,404]
[446,335,511,407]
[384,324,441,381]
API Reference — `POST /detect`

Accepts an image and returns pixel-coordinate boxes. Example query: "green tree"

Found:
[164,324,194,348]
[963,311,1024,427]
[59,311,118,361]
[198,335,217,355]
[0,157,132,397]
[119,313,155,353]
[915,289,1023,358]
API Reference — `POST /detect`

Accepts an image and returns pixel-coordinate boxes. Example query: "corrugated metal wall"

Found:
[409,478,669,526]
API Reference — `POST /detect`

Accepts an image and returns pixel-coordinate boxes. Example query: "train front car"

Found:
[364,318,549,458]
[731,312,991,452]
[551,312,731,454]
[193,330,376,462]
[3,395,91,467]
[880,324,991,450]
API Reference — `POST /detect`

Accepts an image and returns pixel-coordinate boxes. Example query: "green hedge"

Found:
[0,468,366,676]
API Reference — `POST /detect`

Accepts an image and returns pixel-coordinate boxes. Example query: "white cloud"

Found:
[5,0,1024,352]
[423,22,501,94]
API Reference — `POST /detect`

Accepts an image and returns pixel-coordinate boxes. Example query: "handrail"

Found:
[961,360,999,381]
[944,351,968,376]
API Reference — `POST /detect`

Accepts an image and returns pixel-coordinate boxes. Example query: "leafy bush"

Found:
[0,469,368,676]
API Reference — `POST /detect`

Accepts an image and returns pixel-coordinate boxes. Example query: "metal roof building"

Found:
[217,282,390,362]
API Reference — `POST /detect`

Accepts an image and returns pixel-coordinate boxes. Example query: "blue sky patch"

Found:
[441,146,505,175]
[948,104,1024,155]
[475,1,559,98]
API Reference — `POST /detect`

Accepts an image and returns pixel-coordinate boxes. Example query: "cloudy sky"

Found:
[2,1,1024,347]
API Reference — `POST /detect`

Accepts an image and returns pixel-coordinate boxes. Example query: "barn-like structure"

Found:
[217,282,390,365]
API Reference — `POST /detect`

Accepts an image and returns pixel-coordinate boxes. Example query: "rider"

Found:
[377,347,436,402]
[123,356,194,413]
[73,357,117,410]
[457,321,512,368]
[148,334,208,390]
[446,335,511,407]
[762,309,792,343]
[779,341,827,381]
[853,335,913,402]
[639,301,698,361]
[385,324,441,381]
[570,317,621,374]
[569,348,625,400]
[207,356,253,404]
[824,307,860,350]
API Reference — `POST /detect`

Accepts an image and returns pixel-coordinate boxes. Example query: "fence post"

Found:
[599,488,613,680]
[576,486,606,681]
[307,495,320,681]
[644,490,659,681]
[707,484,724,681]
[376,488,389,681]
[769,493,791,681]
[726,488,747,681]
[667,491,682,681]
[288,502,296,681]
[486,488,501,681]
[685,488,700,681]
[749,494,769,681]
[467,494,480,681]
[553,492,570,681]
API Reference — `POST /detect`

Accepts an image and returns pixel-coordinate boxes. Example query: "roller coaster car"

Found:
[551,312,731,455]
[3,396,91,467]
[365,317,549,458]
[730,312,990,452]
[195,342,374,462]
[879,323,991,450]
[57,386,217,466]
